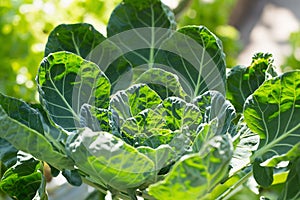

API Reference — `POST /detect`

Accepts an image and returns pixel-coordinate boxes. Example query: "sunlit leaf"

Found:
[37,52,111,131]
[137,145,174,177]
[121,109,168,146]
[229,117,259,175]
[244,70,300,189]
[244,71,300,164]
[110,84,162,125]
[159,26,226,98]
[134,68,188,100]
[159,97,202,135]
[79,104,112,132]
[45,23,105,58]
[227,53,277,112]
[0,152,47,200]
[148,135,233,200]
[0,93,73,170]
[107,0,176,69]
[192,119,218,153]
[66,128,155,190]
[193,90,236,135]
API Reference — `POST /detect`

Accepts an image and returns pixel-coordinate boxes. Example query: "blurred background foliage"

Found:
[0,0,119,102]
[0,0,241,102]
[177,0,240,67]
[281,30,300,72]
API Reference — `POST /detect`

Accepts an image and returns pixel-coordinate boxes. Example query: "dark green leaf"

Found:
[84,190,106,200]
[83,38,132,93]
[148,135,233,200]
[253,159,273,187]
[47,24,132,94]
[261,142,300,167]
[102,56,132,94]
[226,53,277,112]
[0,93,44,134]
[279,158,300,200]
[62,169,82,186]
[159,26,226,98]
[0,98,73,170]
[107,0,175,69]
[0,139,17,178]
[30,103,68,153]
[244,71,300,164]
[66,128,154,190]
[37,51,111,131]
[0,152,47,200]
[45,23,105,58]
[0,94,70,170]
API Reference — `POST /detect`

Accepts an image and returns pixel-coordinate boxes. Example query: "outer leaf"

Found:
[134,68,188,100]
[227,53,277,112]
[0,93,73,170]
[30,103,68,153]
[107,0,176,69]
[244,71,300,163]
[45,23,105,58]
[0,152,47,200]
[45,23,132,94]
[261,142,300,167]
[0,106,73,170]
[0,139,17,178]
[37,51,110,131]
[193,90,236,135]
[137,145,174,177]
[0,93,43,134]
[253,159,273,187]
[279,158,300,200]
[230,118,259,175]
[148,135,233,200]
[159,26,226,98]
[66,128,155,190]
[107,0,175,36]
[62,169,82,187]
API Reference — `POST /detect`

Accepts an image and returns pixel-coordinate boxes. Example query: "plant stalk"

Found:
[216,170,253,200]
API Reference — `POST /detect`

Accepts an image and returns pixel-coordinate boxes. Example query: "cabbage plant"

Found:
[0,0,299,199]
